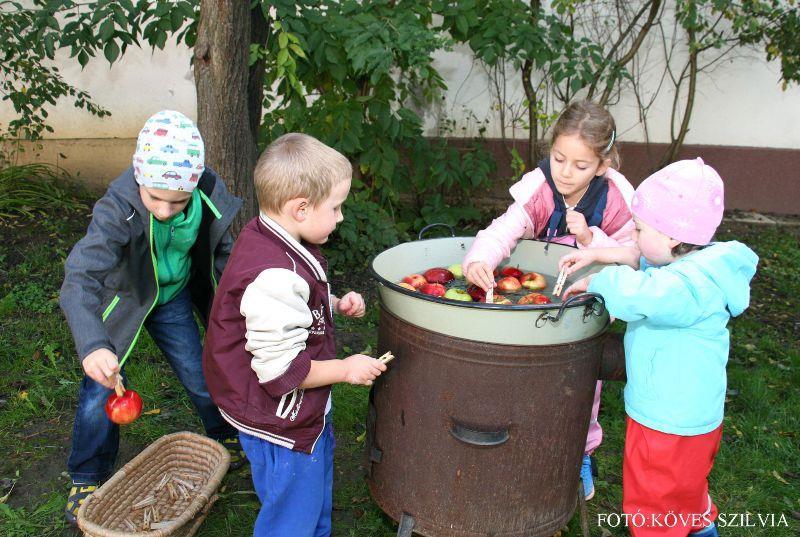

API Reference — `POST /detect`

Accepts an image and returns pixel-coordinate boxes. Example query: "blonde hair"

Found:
[550,100,619,169]
[254,133,352,213]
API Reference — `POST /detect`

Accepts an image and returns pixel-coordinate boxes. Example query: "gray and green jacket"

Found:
[59,167,242,363]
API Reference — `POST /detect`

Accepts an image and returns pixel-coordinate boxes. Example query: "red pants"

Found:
[623,417,722,536]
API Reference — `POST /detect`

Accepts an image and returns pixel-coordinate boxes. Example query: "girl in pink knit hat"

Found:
[463,100,636,500]
[559,158,758,536]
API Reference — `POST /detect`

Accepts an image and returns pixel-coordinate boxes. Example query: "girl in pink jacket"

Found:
[463,100,635,501]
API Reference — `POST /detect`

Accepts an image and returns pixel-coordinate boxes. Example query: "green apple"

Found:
[444,288,472,302]
[447,263,464,279]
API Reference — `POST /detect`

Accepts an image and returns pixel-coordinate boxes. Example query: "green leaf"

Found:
[456,14,469,36]
[77,49,89,68]
[277,48,289,66]
[104,41,120,64]
[99,19,115,41]
[278,32,289,49]
[289,44,306,59]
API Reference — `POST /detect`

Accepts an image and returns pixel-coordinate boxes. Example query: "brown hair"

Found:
[671,242,707,257]
[254,133,352,213]
[550,100,619,169]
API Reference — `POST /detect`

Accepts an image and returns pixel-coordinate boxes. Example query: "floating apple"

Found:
[402,273,427,289]
[518,292,552,305]
[423,267,455,284]
[397,282,417,291]
[500,266,524,279]
[105,380,143,425]
[444,288,472,302]
[496,276,522,292]
[419,283,446,297]
[466,284,486,302]
[447,263,464,279]
[491,295,513,305]
[520,272,547,290]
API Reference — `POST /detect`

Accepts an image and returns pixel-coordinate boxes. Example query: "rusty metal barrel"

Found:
[368,235,613,536]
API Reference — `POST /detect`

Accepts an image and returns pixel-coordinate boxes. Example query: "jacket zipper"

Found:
[198,189,222,292]
[118,214,161,368]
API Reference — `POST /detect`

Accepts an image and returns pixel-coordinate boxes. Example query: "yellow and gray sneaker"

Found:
[221,437,247,470]
[65,482,98,526]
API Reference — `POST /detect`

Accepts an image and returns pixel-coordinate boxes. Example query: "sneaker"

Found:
[690,523,719,536]
[579,454,595,500]
[221,436,247,470]
[65,482,98,526]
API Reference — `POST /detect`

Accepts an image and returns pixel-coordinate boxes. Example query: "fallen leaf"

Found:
[143,409,161,416]
[772,470,789,485]
[355,431,366,443]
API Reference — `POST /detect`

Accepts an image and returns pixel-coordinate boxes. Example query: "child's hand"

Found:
[565,209,593,246]
[342,354,387,386]
[558,250,597,276]
[562,275,594,299]
[335,291,366,317]
[82,348,120,389]
[465,261,496,292]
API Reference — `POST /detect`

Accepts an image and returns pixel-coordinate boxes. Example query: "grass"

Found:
[0,189,798,536]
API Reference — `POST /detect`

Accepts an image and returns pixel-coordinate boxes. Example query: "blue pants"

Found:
[67,287,235,482]
[239,416,335,537]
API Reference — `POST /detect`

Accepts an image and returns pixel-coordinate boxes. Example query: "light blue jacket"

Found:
[588,241,758,435]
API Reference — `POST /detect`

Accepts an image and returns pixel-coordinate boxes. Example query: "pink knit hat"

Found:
[631,158,724,245]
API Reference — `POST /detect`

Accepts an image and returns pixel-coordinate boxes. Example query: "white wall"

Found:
[2,27,798,149]
[426,43,800,149]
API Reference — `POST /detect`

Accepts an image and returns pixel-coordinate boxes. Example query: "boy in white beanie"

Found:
[59,110,244,525]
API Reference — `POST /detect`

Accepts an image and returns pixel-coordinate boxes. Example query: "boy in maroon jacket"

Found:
[203,133,385,536]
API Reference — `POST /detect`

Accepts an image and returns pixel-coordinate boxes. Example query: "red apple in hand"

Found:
[496,276,522,292]
[420,283,446,297]
[466,284,486,302]
[402,274,427,289]
[518,292,552,305]
[105,382,143,425]
[520,272,547,290]
[423,267,455,284]
[500,266,524,279]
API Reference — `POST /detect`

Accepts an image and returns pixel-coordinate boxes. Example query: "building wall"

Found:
[2,28,799,212]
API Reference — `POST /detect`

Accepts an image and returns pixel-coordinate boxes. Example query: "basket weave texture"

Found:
[77,431,230,537]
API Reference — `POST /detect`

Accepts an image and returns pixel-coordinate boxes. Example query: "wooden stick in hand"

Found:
[378,351,395,365]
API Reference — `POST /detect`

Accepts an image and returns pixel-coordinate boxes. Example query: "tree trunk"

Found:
[194,2,268,235]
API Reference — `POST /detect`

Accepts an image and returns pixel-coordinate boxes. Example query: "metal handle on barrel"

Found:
[536,292,605,327]
[418,223,456,240]
[450,421,509,447]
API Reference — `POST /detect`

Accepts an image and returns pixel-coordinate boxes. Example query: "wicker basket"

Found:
[77,431,230,537]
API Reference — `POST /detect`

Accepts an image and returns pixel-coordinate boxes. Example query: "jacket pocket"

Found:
[101,294,120,322]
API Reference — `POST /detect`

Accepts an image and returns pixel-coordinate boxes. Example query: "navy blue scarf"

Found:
[538,158,608,244]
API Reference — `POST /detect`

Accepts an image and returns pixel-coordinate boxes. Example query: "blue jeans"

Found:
[67,287,235,483]
[239,415,335,537]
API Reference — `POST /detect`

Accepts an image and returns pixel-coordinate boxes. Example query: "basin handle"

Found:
[418,223,455,240]
[536,292,605,327]
[450,421,509,447]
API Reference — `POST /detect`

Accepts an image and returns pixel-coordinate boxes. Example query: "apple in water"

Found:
[491,295,513,305]
[500,266,524,279]
[447,263,464,279]
[402,273,427,289]
[518,292,552,305]
[420,283,446,297]
[496,276,522,292]
[397,282,417,291]
[423,267,455,284]
[105,384,143,425]
[520,272,547,291]
[444,288,472,302]
[466,284,486,302]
